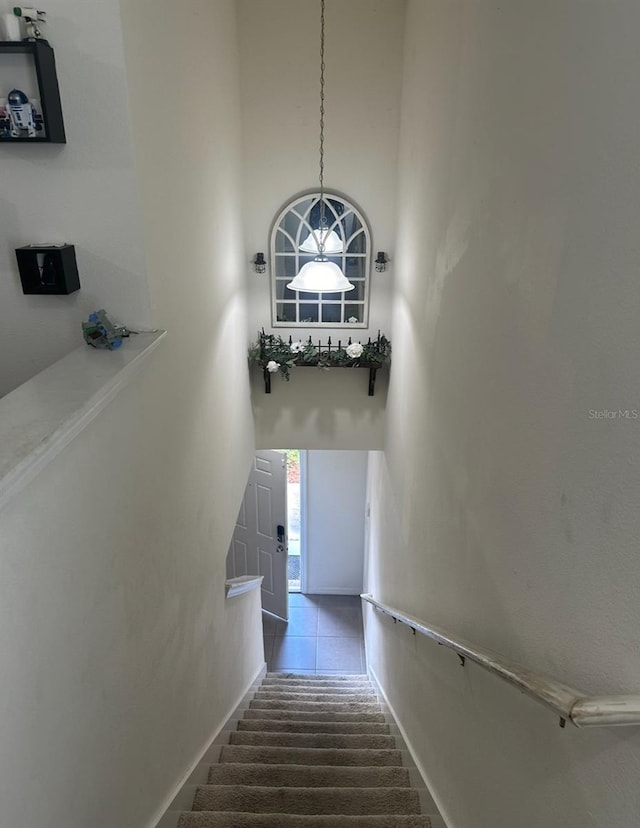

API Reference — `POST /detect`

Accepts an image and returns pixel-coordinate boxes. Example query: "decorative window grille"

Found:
[270,192,371,328]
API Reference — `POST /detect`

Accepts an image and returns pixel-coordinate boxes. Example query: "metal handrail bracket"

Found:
[360,593,640,728]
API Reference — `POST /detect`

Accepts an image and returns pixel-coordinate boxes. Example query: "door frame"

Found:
[299,449,309,594]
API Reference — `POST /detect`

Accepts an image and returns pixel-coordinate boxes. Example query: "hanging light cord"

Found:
[318,0,326,255]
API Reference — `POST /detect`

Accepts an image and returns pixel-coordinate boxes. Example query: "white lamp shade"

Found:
[287,259,355,293]
[299,228,344,254]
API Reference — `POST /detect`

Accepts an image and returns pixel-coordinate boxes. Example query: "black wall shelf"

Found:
[251,331,392,397]
[262,361,384,396]
[16,244,80,294]
[0,40,66,143]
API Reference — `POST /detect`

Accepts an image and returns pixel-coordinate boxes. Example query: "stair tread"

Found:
[266,673,368,680]
[250,700,381,712]
[254,692,377,703]
[229,731,396,749]
[219,745,403,766]
[237,719,390,734]
[178,814,432,827]
[207,763,411,788]
[192,785,421,815]
[261,681,373,689]
[243,709,386,723]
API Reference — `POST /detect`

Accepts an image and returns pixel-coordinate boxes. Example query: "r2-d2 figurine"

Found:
[8,89,37,137]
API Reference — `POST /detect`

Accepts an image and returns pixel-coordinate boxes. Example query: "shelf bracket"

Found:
[368,367,378,396]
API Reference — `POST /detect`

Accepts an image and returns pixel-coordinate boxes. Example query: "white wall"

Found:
[253,366,388,450]
[239,0,405,449]
[0,2,260,827]
[0,0,152,397]
[238,0,404,341]
[305,450,367,594]
[365,2,640,827]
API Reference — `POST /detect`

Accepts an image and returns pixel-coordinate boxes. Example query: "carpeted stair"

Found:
[177,673,433,827]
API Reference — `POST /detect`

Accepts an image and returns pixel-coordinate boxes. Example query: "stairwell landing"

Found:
[168,672,444,827]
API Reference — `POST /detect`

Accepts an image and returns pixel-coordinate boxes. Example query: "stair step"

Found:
[175,673,439,828]
[229,731,396,750]
[207,763,411,788]
[253,691,378,704]
[178,814,432,827]
[219,745,403,766]
[243,708,386,723]
[257,686,375,696]
[261,681,374,692]
[266,673,368,681]
[192,785,421,815]
[250,699,381,713]
[237,719,390,735]
[262,676,372,683]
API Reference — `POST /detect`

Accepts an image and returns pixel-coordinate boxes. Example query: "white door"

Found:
[227,450,289,620]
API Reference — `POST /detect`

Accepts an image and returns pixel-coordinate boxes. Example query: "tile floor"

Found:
[262,593,366,674]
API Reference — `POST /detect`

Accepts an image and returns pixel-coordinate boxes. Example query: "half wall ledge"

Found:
[225,575,264,598]
[0,330,166,512]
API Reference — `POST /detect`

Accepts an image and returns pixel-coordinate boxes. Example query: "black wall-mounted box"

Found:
[15,244,80,294]
[0,40,66,143]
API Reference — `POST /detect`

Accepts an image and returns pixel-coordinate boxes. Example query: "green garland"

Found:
[249,333,392,382]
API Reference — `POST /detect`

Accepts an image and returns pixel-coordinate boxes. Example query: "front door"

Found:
[227,450,289,620]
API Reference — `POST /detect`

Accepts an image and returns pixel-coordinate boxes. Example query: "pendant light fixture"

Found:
[287,0,354,294]
[299,227,343,255]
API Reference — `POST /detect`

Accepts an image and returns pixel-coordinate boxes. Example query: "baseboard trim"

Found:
[149,661,267,828]
[367,665,449,828]
[305,587,363,595]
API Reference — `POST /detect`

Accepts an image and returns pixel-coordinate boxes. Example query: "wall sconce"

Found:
[254,252,266,274]
[375,251,387,272]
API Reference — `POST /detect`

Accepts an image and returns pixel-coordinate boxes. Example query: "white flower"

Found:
[290,341,304,354]
[266,360,280,373]
[347,316,359,324]
[346,342,364,359]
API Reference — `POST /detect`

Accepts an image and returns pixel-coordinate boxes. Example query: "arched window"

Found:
[270,192,371,328]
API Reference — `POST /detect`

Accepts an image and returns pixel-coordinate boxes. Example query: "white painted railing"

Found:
[361,593,640,728]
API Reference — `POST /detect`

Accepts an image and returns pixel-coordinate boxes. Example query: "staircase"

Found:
[176,672,441,827]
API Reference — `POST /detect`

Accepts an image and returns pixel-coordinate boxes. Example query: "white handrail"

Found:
[361,593,640,728]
